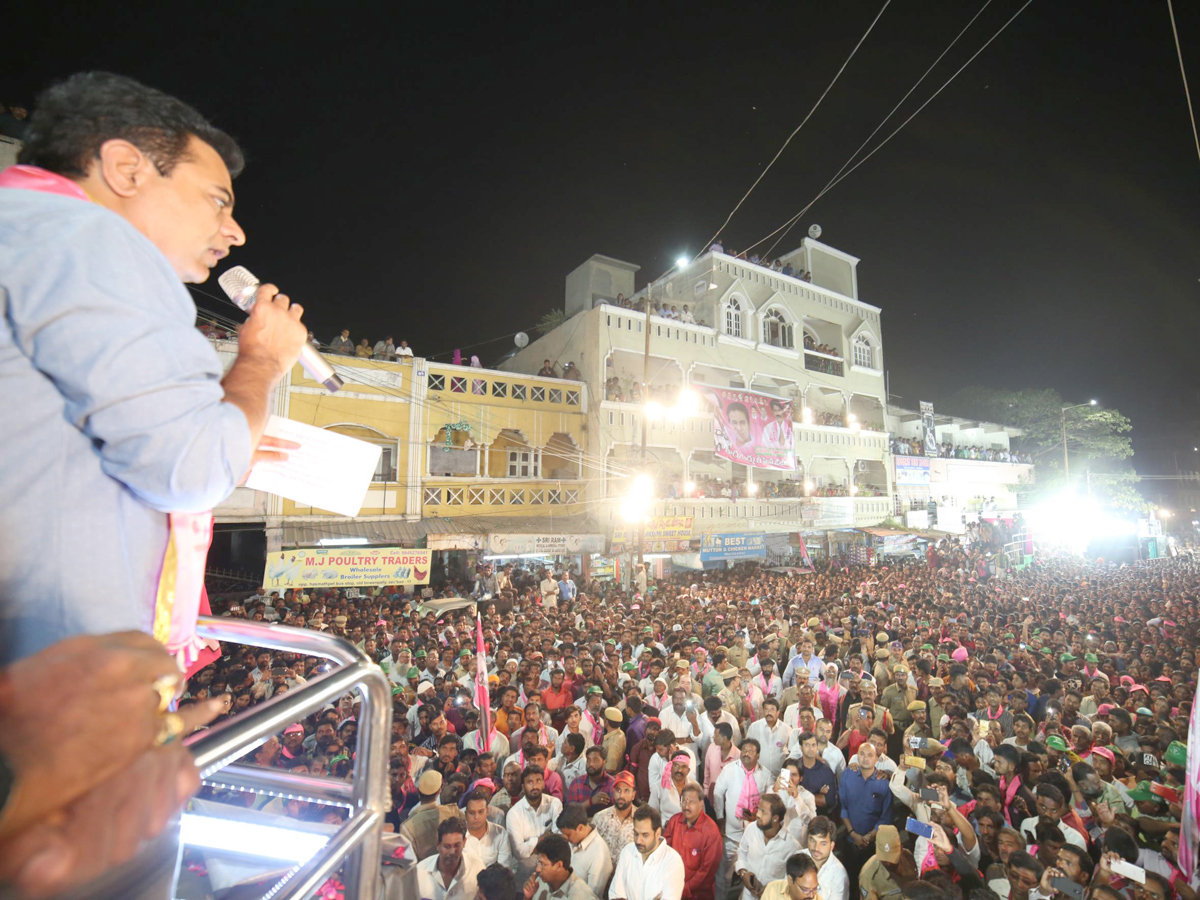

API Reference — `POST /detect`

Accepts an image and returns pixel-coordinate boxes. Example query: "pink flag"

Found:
[475,613,492,752]
[735,766,761,819]
[1180,678,1199,880]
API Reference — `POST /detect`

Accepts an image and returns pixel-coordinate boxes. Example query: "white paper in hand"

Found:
[246,416,382,517]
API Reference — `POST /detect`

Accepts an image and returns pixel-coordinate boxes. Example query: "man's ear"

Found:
[95,138,155,198]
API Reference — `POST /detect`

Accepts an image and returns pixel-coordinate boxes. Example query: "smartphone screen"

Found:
[905,817,934,839]
[919,787,940,802]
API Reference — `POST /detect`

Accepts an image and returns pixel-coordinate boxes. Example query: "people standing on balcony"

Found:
[355,338,373,357]
[374,335,396,360]
[680,305,696,324]
[539,359,557,378]
[398,339,415,358]
[331,328,354,354]
[562,361,582,380]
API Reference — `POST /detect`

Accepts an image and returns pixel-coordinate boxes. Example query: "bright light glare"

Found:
[1026,492,1136,552]
[180,814,329,863]
[675,255,689,269]
[1089,399,1098,406]
[317,537,369,546]
[850,486,858,495]
[676,390,700,415]
[1159,509,1173,518]
[803,479,813,491]
[747,482,758,495]
[684,481,696,492]
[802,407,813,424]
[644,401,664,420]
[631,474,654,498]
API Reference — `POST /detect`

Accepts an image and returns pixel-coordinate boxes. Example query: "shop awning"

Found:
[281,514,602,550]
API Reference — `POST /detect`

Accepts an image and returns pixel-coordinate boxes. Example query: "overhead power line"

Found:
[1166,0,1200,168]
[697,0,893,257]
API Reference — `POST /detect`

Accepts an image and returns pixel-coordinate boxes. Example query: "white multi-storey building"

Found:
[500,239,895,553]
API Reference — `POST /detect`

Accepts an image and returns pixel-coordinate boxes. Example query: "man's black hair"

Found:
[20,72,244,178]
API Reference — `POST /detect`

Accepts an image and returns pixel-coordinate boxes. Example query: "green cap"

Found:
[1084,653,1099,663]
[621,662,637,672]
[1045,734,1069,752]
[921,643,935,650]
[460,649,472,658]
[1040,647,1052,655]
[586,685,603,696]
[407,666,420,678]
[1164,741,1187,767]
[415,649,428,658]
[391,685,405,696]
[938,653,951,662]
[1060,653,1077,662]
[644,627,654,633]
[1127,780,1159,803]
[605,638,616,645]
[1003,633,1016,640]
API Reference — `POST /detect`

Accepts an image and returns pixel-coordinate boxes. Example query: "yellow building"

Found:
[210,344,597,576]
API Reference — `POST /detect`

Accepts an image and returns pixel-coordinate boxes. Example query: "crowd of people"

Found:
[892,439,1035,465]
[183,547,1198,900]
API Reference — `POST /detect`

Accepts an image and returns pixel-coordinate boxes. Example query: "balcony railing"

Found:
[181,617,391,900]
[804,350,844,377]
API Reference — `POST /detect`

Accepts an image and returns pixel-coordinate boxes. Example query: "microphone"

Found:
[217,266,344,393]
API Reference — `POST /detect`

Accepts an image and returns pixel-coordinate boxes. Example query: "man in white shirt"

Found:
[464,789,514,868]
[752,659,782,702]
[552,732,588,788]
[540,570,560,609]
[713,740,773,900]
[814,719,845,776]
[396,340,414,357]
[416,818,482,900]
[507,766,564,882]
[734,794,801,900]
[746,698,792,779]
[609,807,686,900]
[799,816,848,900]
[658,687,704,749]
[650,751,700,822]
[556,803,614,897]
[524,833,597,900]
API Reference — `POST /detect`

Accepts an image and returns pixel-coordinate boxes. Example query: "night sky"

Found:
[8,1,1200,473]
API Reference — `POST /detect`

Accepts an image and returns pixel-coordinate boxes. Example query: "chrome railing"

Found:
[182,617,392,900]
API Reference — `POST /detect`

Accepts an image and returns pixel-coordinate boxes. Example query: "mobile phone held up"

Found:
[905,817,934,840]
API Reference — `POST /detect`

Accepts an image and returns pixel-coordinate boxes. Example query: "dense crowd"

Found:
[891,439,1034,465]
[184,546,1198,900]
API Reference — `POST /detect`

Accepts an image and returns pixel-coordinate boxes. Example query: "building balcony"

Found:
[422,479,584,518]
[803,350,844,377]
[607,495,891,532]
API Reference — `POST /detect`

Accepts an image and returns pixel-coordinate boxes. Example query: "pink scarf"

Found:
[818,682,840,720]
[735,765,761,819]
[583,709,602,744]
[663,753,692,787]
[1000,774,1022,826]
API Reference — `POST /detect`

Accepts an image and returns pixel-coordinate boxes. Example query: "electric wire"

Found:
[697,0,894,256]
[746,0,1035,259]
[1166,0,1200,168]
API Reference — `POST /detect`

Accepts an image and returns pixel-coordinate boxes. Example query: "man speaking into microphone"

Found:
[0,71,308,666]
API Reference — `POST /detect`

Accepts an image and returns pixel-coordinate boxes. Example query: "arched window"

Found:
[853,336,874,369]
[762,309,793,349]
[724,297,743,338]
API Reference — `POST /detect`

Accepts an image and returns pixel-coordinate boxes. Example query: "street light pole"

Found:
[637,280,653,577]
[1060,400,1098,486]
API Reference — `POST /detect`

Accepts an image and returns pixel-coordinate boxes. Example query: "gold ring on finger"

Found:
[152,673,181,714]
[154,711,185,747]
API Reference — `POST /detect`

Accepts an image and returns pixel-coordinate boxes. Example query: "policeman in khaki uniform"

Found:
[901,701,943,758]
[926,678,947,740]
[880,664,916,759]
[871,648,892,689]
[858,825,915,900]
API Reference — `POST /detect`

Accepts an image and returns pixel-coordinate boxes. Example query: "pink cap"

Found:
[1097,703,1115,715]
[952,647,969,663]
[283,724,304,735]
[1130,684,1148,694]
[1091,746,1115,764]
[1120,675,1135,686]
[1115,616,1126,623]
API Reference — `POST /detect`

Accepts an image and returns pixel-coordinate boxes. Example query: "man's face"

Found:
[763,703,779,726]
[680,789,703,822]
[815,719,832,744]
[1007,864,1040,896]
[978,815,999,844]
[754,802,776,830]
[1036,794,1063,824]
[672,690,688,714]
[1056,848,1082,881]
[585,751,605,778]
[503,765,522,794]
[614,782,635,811]
[633,818,661,856]
[108,136,247,283]
[868,733,888,759]
[257,653,272,670]
[523,773,544,806]
[857,741,878,769]
[997,830,1022,862]
[437,830,465,872]
[728,409,751,443]
[741,742,759,770]
[465,798,488,832]
[283,731,304,752]
[807,831,833,864]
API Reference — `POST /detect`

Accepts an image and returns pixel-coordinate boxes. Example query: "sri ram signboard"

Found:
[487,533,606,556]
[895,455,932,486]
[700,532,767,561]
[610,516,694,553]
[264,548,431,589]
